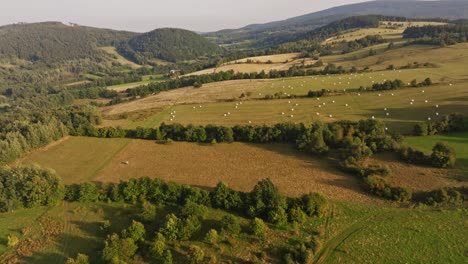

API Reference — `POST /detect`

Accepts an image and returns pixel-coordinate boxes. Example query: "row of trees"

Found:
[343,35,387,54]
[65,178,328,225]
[413,113,468,136]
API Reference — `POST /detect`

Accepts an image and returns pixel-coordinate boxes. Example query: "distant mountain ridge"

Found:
[207,0,468,48]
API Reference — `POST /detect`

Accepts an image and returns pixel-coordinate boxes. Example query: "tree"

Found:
[160,214,181,241]
[431,142,456,168]
[122,220,146,242]
[251,218,267,237]
[210,182,242,210]
[151,232,166,258]
[66,254,90,264]
[204,229,219,245]
[187,245,205,264]
[162,250,173,264]
[413,123,428,136]
[139,200,157,222]
[102,233,138,263]
[221,215,241,235]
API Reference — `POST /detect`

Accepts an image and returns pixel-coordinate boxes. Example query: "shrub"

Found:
[431,142,456,168]
[251,217,267,237]
[302,193,328,217]
[204,229,219,245]
[7,235,19,247]
[221,215,241,235]
[66,254,90,264]
[187,245,205,264]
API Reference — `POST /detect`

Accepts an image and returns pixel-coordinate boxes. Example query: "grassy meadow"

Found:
[0,200,466,264]
[405,132,468,178]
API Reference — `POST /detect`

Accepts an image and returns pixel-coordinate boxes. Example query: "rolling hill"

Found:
[0,22,136,64]
[207,0,468,48]
[0,23,222,66]
[118,28,223,64]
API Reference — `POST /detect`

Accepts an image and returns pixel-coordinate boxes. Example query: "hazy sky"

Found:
[1,0,369,32]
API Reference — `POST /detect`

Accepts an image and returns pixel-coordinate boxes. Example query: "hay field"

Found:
[102,43,468,133]
[19,137,381,203]
[187,53,315,76]
[106,82,468,134]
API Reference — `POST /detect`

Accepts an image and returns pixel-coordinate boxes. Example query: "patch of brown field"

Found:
[367,153,465,192]
[102,79,274,115]
[95,140,382,204]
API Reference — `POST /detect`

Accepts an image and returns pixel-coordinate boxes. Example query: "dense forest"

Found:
[118,28,223,64]
[403,23,468,46]
[0,22,135,64]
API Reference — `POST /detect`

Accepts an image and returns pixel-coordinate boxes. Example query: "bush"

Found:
[66,254,89,264]
[221,215,241,235]
[151,232,166,258]
[430,142,456,168]
[187,245,205,264]
[204,229,219,245]
[302,193,328,217]
[7,235,19,247]
[251,218,267,237]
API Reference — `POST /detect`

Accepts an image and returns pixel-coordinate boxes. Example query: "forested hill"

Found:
[117,28,223,64]
[0,23,222,65]
[207,0,468,48]
[0,22,136,63]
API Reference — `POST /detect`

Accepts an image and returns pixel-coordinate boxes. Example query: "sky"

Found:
[1,0,369,32]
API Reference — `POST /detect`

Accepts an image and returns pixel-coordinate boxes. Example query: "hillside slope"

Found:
[207,0,468,48]
[0,22,136,64]
[118,28,222,64]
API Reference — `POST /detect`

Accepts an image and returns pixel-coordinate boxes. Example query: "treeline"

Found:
[65,178,328,225]
[403,24,468,46]
[343,35,387,54]
[0,165,64,212]
[413,113,468,136]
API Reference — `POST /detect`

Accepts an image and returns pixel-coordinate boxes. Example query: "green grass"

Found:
[18,137,131,184]
[0,207,48,255]
[1,201,466,263]
[405,132,468,176]
[321,203,468,264]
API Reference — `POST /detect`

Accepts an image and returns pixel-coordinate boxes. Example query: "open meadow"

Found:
[1,200,466,264]
[405,132,468,179]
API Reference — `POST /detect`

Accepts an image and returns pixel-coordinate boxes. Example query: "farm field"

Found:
[18,137,131,184]
[405,132,468,178]
[104,82,468,134]
[102,43,468,133]
[187,53,316,76]
[18,137,380,203]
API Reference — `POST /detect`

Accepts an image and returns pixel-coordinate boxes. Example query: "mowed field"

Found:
[187,53,316,76]
[19,137,381,203]
[405,132,468,179]
[102,43,468,133]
